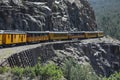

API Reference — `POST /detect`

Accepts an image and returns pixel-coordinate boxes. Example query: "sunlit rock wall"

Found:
[0,0,96,31]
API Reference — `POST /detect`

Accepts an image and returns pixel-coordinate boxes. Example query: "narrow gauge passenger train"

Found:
[0,30,104,46]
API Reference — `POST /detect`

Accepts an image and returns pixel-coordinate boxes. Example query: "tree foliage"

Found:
[89,0,120,40]
[102,72,120,80]
[62,59,100,80]
[11,63,63,80]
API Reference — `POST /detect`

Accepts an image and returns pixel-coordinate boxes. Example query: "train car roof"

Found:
[69,31,85,33]
[97,31,103,33]
[26,31,69,34]
[0,30,26,34]
[85,31,103,33]
[49,31,68,33]
[69,31,103,33]
[26,31,49,34]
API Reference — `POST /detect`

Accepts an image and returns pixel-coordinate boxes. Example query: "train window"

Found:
[40,34,42,36]
[40,33,43,36]
[53,33,67,37]
[33,34,35,37]
[36,34,38,36]
[45,33,48,36]
[70,33,73,36]
[39,34,41,36]
[37,34,39,36]
[34,34,36,36]
[43,33,45,36]
[31,34,33,36]
[29,34,31,37]
[29,34,32,37]
[41,33,43,36]
[27,34,30,37]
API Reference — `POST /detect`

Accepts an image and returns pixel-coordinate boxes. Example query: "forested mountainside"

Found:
[89,0,120,40]
[0,0,96,31]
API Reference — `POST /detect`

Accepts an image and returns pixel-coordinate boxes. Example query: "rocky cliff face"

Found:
[5,37,120,77]
[33,38,120,76]
[1,37,119,77]
[0,0,96,31]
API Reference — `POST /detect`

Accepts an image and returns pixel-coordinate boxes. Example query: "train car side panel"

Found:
[39,34,49,41]
[85,32,97,38]
[8,34,27,44]
[18,34,27,43]
[69,32,85,39]
[0,31,104,46]
[3,34,12,44]
[26,32,49,43]
[27,34,33,43]
[0,34,3,45]
[49,32,68,40]
[23,34,27,43]
[1,31,27,45]
[98,32,104,37]
[12,34,18,44]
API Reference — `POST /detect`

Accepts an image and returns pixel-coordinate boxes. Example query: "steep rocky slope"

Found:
[32,38,120,76]
[0,0,96,31]
[0,0,120,78]
[3,37,119,77]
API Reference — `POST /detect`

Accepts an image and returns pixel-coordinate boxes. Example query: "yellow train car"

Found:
[49,32,68,41]
[26,31,49,43]
[69,32,85,39]
[0,31,3,45]
[2,30,26,45]
[85,31,98,38]
[97,31,104,38]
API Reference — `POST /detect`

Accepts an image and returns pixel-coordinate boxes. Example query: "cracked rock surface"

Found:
[5,37,120,76]
[0,0,96,31]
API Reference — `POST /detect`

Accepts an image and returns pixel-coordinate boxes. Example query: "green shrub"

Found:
[11,66,24,78]
[11,62,63,80]
[40,63,63,80]
[34,63,42,76]
[0,67,9,74]
[23,66,36,78]
[62,59,100,80]
[102,72,120,80]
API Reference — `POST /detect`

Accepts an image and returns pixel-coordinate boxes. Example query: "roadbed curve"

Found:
[0,40,80,63]
[0,37,119,63]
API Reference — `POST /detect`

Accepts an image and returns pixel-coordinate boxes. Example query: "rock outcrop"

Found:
[0,0,96,31]
[5,37,120,77]
[35,38,120,76]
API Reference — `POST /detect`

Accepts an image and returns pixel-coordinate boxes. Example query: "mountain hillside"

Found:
[0,0,96,31]
[89,0,120,40]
